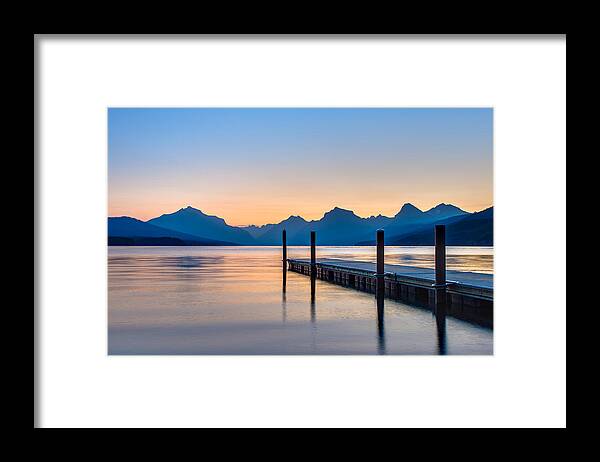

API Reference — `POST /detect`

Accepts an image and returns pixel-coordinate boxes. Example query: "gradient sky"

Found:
[108,108,492,226]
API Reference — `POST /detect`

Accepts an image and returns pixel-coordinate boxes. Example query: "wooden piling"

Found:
[310,231,316,271]
[282,229,287,263]
[435,225,448,354]
[435,225,446,285]
[282,229,287,290]
[376,229,385,318]
[310,231,316,300]
[434,224,447,317]
[376,229,385,294]
[377,229,384,277]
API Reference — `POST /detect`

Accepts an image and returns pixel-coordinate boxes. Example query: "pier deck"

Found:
[287,258,493,327]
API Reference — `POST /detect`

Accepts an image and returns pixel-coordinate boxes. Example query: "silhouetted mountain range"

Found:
[148,206,255,244]
[108,216,236,246]
[356,207,493,246]
[108,203,492,246]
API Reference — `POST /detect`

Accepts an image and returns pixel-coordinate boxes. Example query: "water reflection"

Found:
[109,255,225,282]
[108,246,493,355]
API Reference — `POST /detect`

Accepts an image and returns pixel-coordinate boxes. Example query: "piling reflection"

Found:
[310,274,316,324]
[282,289,287,324]
[436,314,447,355]
[282,258,287,323]
[434,288,447,355]
[376,294,386,355]
[309,274,317,352]
[282,262,287,292]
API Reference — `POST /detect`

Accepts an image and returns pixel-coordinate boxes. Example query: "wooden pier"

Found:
[284,226,493,328]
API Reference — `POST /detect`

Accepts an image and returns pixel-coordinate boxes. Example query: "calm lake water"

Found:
[108,246,493,355]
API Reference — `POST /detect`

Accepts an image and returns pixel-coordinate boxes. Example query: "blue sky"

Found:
[108,108,492,225]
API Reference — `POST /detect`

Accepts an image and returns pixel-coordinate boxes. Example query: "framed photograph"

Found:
[107,107,493,356]
[35,34,566,428]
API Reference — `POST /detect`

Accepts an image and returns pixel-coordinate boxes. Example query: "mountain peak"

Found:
[148,206,254,244]
[324,206,357,217]
[395,203,424,218]
[332,206,352,213]
[180,205,203,214]
[319,207,362,225]
[430,203,451,209]
[284,215,307,223]
[425,203,467,217]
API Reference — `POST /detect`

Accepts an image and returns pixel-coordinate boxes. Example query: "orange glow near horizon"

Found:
[108,191,493,226]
